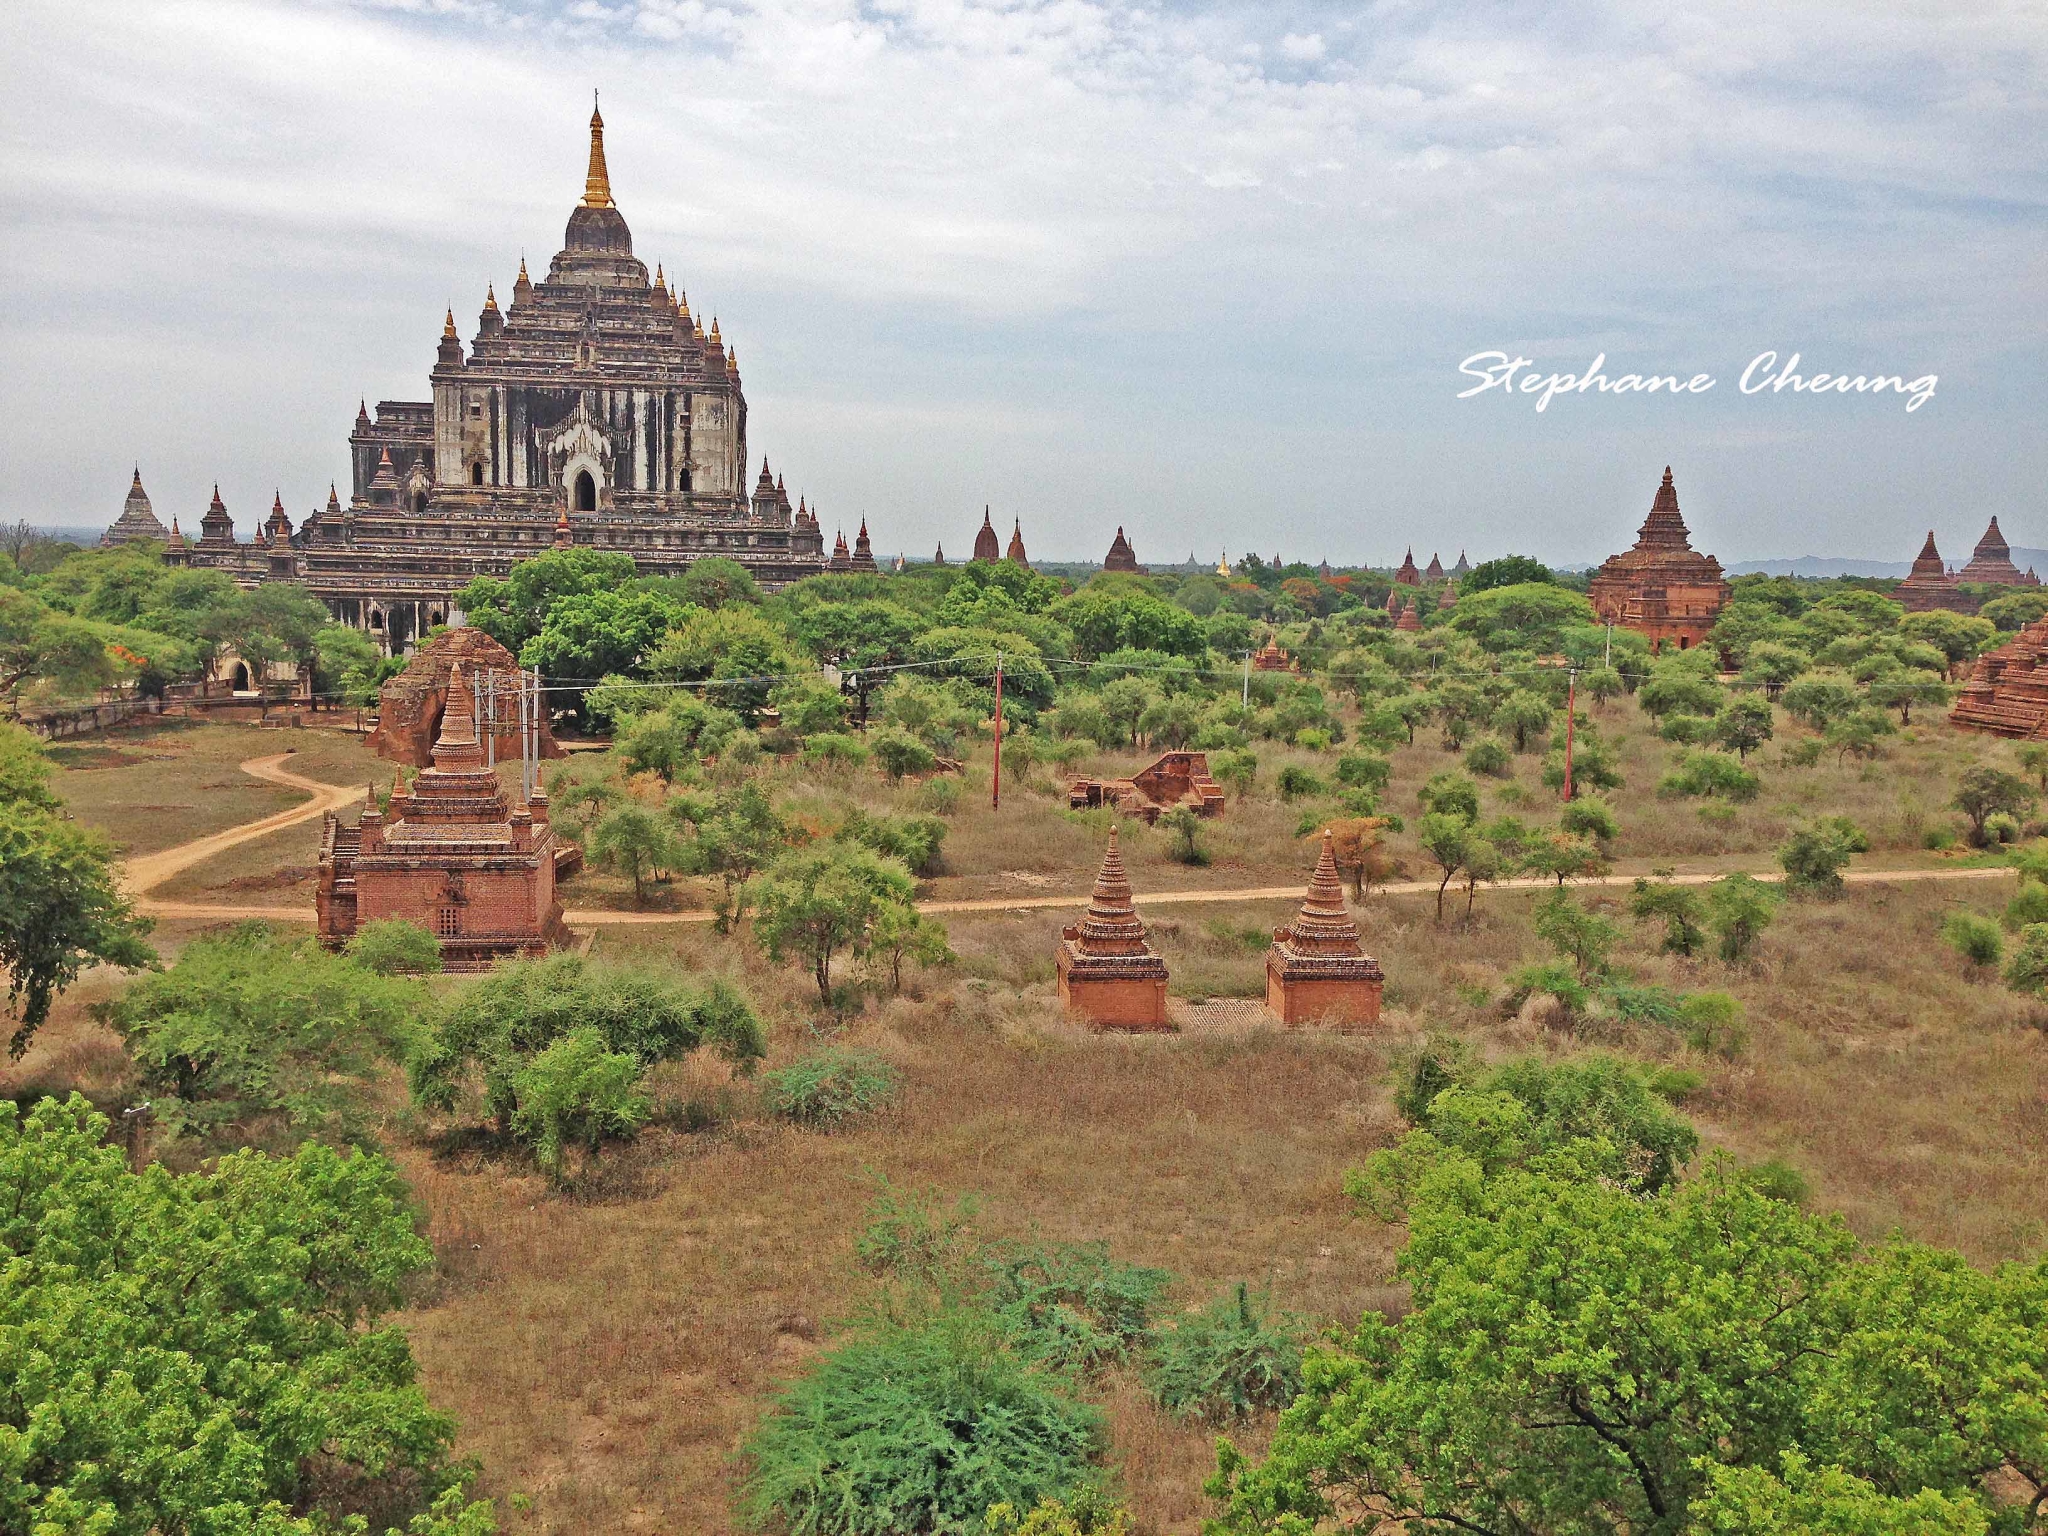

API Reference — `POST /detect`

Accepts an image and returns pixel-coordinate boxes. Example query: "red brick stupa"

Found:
[1395,595,1422,632]
[319,663,567,967]
[972,506,1001,562]
[1951,617,2048,739]
[1957,517,2039,587]
[1394,548,1422,587]
[1266,830,1384,1028]
[1586,467,1731,653]
[1891,532,1974,614]
[1055,828,1170,1031]
[1006,518,1030,568]
[1103,526,1144,573]
[1251,638,1298,673]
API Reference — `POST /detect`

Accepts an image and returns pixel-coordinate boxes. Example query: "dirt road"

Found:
[127,758,2016,926]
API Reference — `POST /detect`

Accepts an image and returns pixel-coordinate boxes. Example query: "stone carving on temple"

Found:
[1265,829,1385,1028]
[1951,616,2048,739]
[319,662,568,967]
[1586,467,1731,653]
[1055,827,1171,1031]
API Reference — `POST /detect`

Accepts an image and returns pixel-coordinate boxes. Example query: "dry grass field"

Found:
[11,698,2048,1532]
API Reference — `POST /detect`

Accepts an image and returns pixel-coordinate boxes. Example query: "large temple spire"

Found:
[583,94,614,209]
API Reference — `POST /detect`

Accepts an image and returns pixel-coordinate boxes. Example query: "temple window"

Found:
[470,463,484,485]
[435,908,459,937]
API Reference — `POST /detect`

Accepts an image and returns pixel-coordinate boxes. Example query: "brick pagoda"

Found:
[1055,827,1171,1031]
[1586,467,1730,653]
[1394,549,1422,587]
[366,626,565,768]
[318,662,567,966]
[972,507,1001,561]
[1103,526,1144,573]
[1251,639,1298,673]
[1950,616,2048,739]
[1890,532,1974,614]
[1266,829,1384,1028]
[1957,517,2039,587]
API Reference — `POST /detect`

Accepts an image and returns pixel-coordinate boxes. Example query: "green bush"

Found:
[1659,750,1761,803]
[803,732,872,769]
[1294,726,1332,752]
[1277,765,1327,801]
[2005,882,2048,931]
[762,1046,902,1129]
[985,1491,1131,1536]
[1679,991,1749,1058]
[1146,1281,1305,1423]
[343,917,444,975]
[839,809,948,876]
[1779,817,1867,898]
[1706,873,1781,963]
[857,1179,979,1281]
[1943,912,2004,966]
[738,1310,1103,1536]
[1464,736,1512,778]
[874,728,939,779]
[1334,752,1392,792]
[1161,805,1210,866]
[1658,714,1713,745]
[509,1026,650,1182]
[982,1240,1173,1374]
[1560,796,1620,843]
[1742,1157,1812,1205]
[2003,922,2048,997]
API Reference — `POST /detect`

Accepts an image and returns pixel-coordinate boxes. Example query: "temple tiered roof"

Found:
[1055,828,1170,1030]
[102,469,167,545]
[1891,531,1974,614]
[1266,830,1385,1027]
[1585,467,1730,653]
[1957,517,2039,587]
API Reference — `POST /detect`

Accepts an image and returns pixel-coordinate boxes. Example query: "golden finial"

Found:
[709,317,722,345]
[726,347,738,372]
[582,92,613,208]
[694,319,705,342]
[653,262,665,288]
[485,283,498,309]
[442,307,457,337]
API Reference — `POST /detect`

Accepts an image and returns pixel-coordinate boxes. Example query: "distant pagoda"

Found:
[1586,467,1730,653]
[1891,531,1974,614]
[102,468,168,546]
[1957,517,2039,587]
[1103,526,1144,573]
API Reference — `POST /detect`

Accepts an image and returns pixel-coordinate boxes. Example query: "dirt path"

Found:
[123,753,364,908]
[126,761,2018,926]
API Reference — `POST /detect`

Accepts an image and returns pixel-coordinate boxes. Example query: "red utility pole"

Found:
[1563,668,1577,801]
[991,654,1004,811]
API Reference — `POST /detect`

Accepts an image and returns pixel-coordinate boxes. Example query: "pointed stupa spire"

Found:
[582,93,614,209]
[1634,465,1693,550]
[443,307,457,338]
[430,661,484,771]
[1286,831,1364,954]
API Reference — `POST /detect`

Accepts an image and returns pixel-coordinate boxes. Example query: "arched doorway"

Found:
[574,470,597,512]
[412,491,429,514]
[231,662,251,691]
[470,463,484,485]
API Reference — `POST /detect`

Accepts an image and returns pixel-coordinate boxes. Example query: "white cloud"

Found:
[1279,32,1325,63]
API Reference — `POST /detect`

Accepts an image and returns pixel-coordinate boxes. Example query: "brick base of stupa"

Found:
[1264,960,1383,1029]
[1056,947,1172,1031]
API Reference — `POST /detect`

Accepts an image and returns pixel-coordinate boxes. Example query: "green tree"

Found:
[1631,878,1708,957]
[1953,766,2035,847]
[589,801,685,901]
[311,622,385,706]
[1050,587,1209,661]
[1779,817,1868,898]
[1637,658,1723,719]
[750,843,918,1003]
[643,605,803,717]
[1560,796,1620,845]
[868,901,954,994]
[790,600,924,723]
[2003,922,2048,997]
[1979,590,2048,633]
[1896,609,1996,673]
[456,546,638,649]
[1823,707,1895,764]
[1418,812,1478,925]
[345,917,445,975]
[676,554,762,610]
[2018,743,2048,793]
[1533,887,1619,979]
[1660,750,1762,802]
[1781,672,1861,729]
[0,1095,494,1536]
[1418,770,1481,823]
[1706,872,1781,962]
[769,673,850,737]
[1739,641,1808,699]
[1865,668,1951,725]
[1712,695,1775,759]
[101,925,428,1149]
[690,782,794,928]
[1459,554,1554,593]
[1491,689,1554,752]
[874,727,939,778]
[0,794,156,1057]
[519,586,692,681]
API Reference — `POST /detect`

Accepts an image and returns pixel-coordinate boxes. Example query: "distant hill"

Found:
[1729,548,2048,580]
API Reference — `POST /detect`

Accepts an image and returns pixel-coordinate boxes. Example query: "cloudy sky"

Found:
[3,0,2043,566]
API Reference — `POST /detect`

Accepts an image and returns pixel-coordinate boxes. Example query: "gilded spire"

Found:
[484,283,498,311]
[443,307,457,338]
[582,94,614,209]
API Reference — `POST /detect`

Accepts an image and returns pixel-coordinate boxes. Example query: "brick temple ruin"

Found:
[1265,830,1384,1028]
[1055,828,1171,1031]
[1067,751,1226,824]
[1587,467,1731,653]
[318,663,568,967]
[365,627,565,768]
[1951,616,2048,739]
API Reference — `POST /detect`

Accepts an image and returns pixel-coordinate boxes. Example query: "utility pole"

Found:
[482,670,495,771]
[1242,650,1252,708]
[1563,668,1577,801]
[1603,623,1613,669]
[991,654,1004,811]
